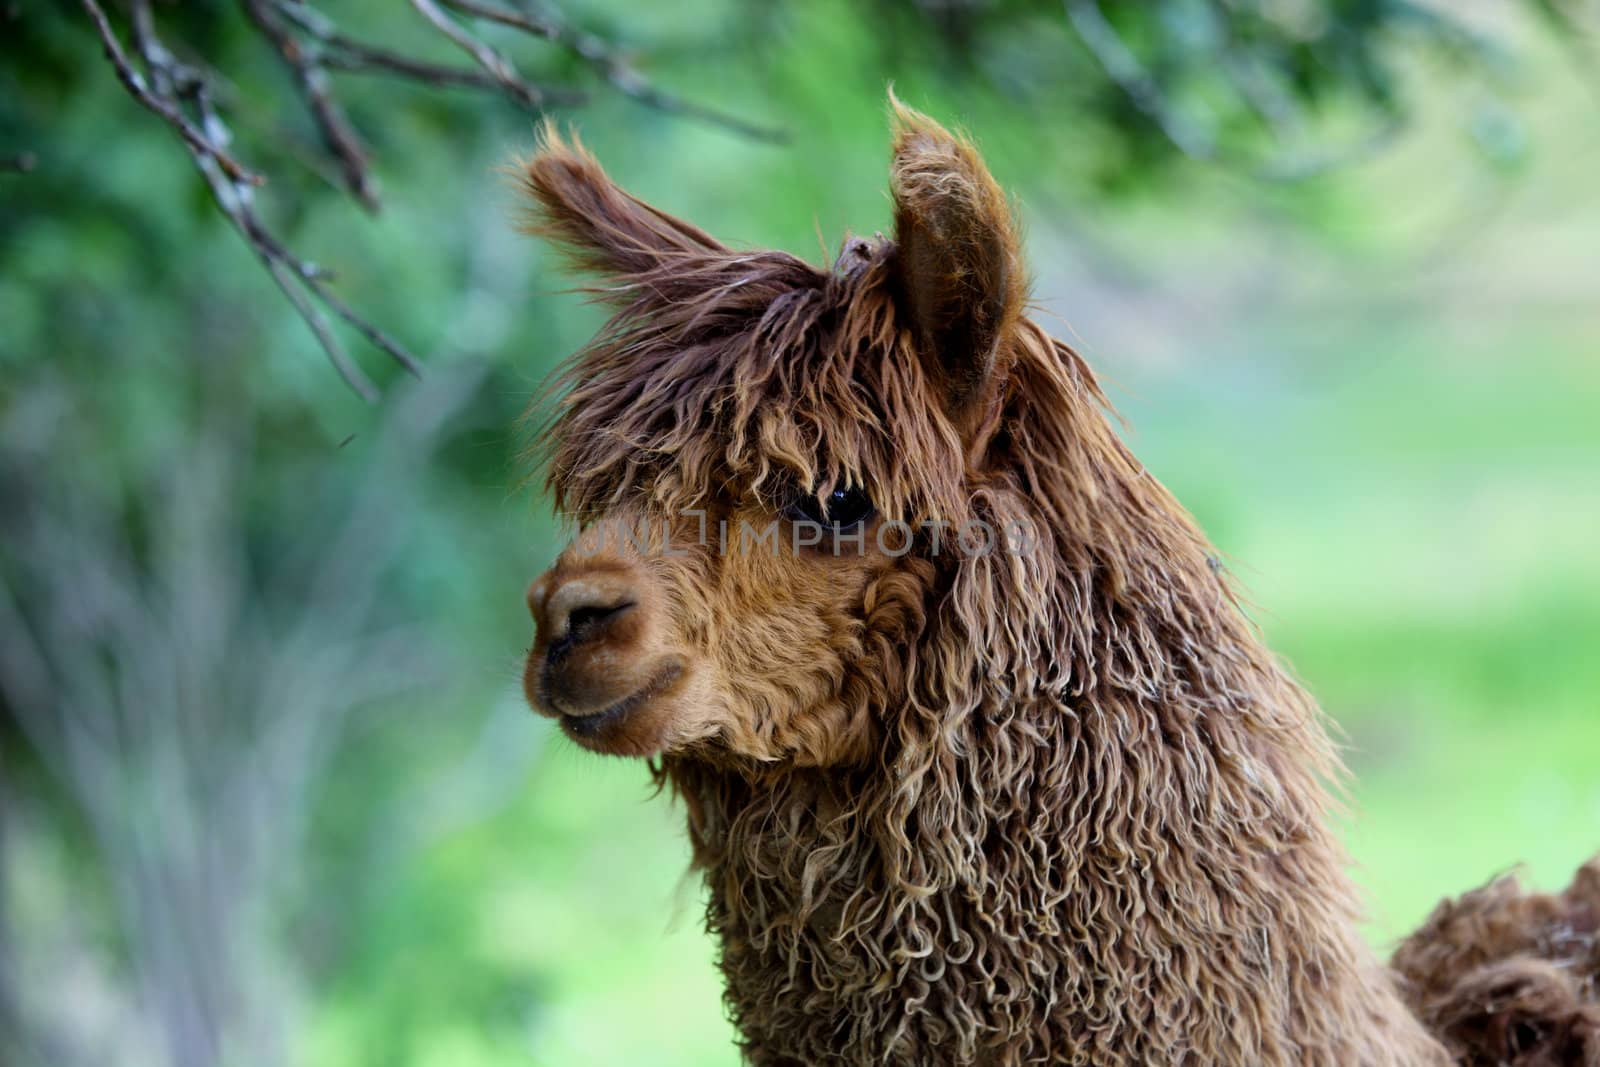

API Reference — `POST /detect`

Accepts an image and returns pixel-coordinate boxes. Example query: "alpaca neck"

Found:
[660,333,1450,1062]
[667,658,1449,1064]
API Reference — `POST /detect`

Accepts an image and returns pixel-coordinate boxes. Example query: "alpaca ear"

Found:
[888,98,1025,419]
[518,120,724,280]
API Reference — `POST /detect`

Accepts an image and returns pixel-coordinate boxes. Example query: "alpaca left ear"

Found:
[888,98,1025,422]
[518,120,724,282]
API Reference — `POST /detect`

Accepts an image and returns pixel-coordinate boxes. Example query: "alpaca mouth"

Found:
[558,660,683,743]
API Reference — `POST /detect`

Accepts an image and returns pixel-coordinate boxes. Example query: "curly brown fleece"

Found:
[1393,861,1600,1066]
[516,100,1595,1065]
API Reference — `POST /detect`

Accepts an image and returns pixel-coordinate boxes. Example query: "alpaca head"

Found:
[520,101,1062,766]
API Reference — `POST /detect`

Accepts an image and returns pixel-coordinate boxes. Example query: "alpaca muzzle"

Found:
[523,562,685,754]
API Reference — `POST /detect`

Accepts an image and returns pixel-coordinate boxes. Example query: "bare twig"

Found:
[409,0,552,108]
[271,0,587,102]
[81,0,263,186]
[84,0,425,399]
[81,0,780,393]
[317,46,518,91]
[132,0,385,397]
[275,5,569,97]
[301,275,427,379]
[241,0,379,211]
[444,0,787,142]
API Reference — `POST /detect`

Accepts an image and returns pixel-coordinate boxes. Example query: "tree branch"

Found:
[409,0,556,108]
[81,0,263,186]
[241,0,379,211]
[78,0,781,397]
[273,0,579,100]
[444,0,788,142]
[100,0,423,400]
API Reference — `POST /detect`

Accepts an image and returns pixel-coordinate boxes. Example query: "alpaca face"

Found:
[520,104,1026,764]
[523,492,909,763]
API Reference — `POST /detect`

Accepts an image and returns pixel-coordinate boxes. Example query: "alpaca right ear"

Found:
[888,98,1025,420]
[518,121,724,280]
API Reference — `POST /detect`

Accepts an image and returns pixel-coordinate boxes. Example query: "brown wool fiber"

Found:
[515,100,1599,1066]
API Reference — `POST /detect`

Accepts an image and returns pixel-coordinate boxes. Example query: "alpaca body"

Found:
[669,743,1449,1065]
[514,101,1596,1065]
[659,458,1451,1064]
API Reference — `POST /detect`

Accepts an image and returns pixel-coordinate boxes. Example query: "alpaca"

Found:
[515,101,1598,1066]
[1393,862,1599,1065]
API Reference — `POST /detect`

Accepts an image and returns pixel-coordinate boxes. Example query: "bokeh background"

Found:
[2,1,1597,1065]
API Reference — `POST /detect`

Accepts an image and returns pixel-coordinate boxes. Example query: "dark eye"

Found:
[786,484,875,530]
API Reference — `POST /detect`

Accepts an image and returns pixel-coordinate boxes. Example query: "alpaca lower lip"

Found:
[559,662,682,740]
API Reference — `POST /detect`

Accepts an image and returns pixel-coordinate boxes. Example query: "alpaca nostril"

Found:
[533,573,643,663]
[558,599,634,651]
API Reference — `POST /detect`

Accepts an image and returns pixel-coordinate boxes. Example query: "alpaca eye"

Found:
[786,485,874,530]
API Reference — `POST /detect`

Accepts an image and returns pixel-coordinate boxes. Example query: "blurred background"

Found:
[2,1,1597,1064]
